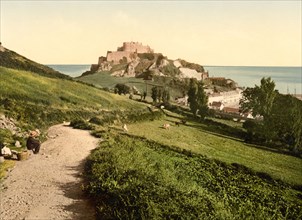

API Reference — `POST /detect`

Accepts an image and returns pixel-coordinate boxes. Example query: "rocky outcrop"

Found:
[83,42,207,81]
[0,114,21,136]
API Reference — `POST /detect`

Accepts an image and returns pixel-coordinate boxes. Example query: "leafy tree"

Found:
[187,78,198,116]
[157,89,162,103]
[196,81,208,120]
[240,77,302,153]
[114,83,130,95]
[151,87,158,103]
[187,78,208,119]
[240,77,277,118]
[162,89,170,103]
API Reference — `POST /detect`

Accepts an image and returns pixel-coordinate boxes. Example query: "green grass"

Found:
[0,66,148,158]
[0,160,15,180]
[124,114,302,186]
[85,133,302,219]
[0,67,145,111]
[77,72,185,99]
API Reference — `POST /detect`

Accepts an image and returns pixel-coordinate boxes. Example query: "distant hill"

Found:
[0,45,70,79]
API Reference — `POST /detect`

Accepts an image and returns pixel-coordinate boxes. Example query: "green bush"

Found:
[70,119,94,130]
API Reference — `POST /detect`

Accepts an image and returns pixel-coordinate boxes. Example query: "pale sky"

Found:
[1,0,301,66]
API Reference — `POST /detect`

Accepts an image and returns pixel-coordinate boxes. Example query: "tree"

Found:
[240,77,277,119]
[196,81,208,120]
[151,87,158,103]
[187,78,208,119]
[114,84,130,95]
[240,77,302,153]
[162,89,170,103]
[157,89,162,103]
[187,78,198,116]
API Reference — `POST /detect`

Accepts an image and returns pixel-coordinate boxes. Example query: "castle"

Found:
[102,42,153,64]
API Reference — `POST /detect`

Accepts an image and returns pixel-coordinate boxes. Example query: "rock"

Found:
[15,141,22,148]
[1,146,12,156]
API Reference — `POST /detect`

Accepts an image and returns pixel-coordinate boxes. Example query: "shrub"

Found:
[70,119,94,130]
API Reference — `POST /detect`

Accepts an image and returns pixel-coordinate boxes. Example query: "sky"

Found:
[1,0,301,66]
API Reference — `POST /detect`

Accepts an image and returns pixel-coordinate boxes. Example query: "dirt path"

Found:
[0,124,99,220]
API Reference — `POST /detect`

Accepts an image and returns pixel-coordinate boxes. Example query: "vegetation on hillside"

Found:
[0,48,70,79]
[0,66,147,149]
[85,133,302,219]
[187,78,208,119]
[240,77,302,154]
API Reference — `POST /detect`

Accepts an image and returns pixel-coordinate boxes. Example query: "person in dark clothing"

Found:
[26,131,41,154]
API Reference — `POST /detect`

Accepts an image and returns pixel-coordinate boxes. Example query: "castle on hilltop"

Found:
[101,42,154,65]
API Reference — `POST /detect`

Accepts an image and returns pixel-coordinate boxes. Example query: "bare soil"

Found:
[0,124,99,220]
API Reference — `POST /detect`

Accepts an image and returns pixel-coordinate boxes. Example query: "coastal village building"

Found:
[207,89,243,108]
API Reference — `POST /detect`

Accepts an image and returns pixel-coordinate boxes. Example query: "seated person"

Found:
[26,130,41,154]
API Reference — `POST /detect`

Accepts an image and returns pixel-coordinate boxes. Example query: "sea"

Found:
[47,65,302,95]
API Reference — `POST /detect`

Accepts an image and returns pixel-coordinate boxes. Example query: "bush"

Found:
[70,119,94,130]
[114,83,130,95]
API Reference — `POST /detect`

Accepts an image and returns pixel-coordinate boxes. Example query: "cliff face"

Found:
[84,42,207,80]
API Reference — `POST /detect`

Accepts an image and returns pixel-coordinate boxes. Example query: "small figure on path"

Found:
[163,123,170,129]
[26,130,41,154]
[122,124,128,132]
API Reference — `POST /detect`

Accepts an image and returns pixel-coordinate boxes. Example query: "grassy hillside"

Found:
[0,66,149,148]
[85,132,302,219]
[0,48,69,79]
[124,115,302,186]
[77,72,187,99]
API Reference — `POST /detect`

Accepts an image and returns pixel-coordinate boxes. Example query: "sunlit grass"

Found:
[126,114,302,185]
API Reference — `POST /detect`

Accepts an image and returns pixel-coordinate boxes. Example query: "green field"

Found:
[124,114,302,186]
[85,132,302,219]
[77,71,185,99]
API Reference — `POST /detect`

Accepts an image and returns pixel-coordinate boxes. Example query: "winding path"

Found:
[0,124,99,220]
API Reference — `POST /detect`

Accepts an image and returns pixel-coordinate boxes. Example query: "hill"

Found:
[0,45,70,79]
[81,42,207,80]
[76,42,239,98]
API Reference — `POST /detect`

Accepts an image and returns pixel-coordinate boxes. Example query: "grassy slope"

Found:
[77,72,184,99]
[0,48,69,79]
[125,114,302,186]
[0,67,146,112]
[86,133,302,219]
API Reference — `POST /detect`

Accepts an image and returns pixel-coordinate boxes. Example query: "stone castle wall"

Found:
[105,51,132,64]
[104,42,154,64]
[121,42,153,53]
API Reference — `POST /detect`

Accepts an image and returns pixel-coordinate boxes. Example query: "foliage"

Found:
[159,62,180,77]
[162,89,170,103]
[0,160,16,180]
[187,78,198,116]
[187,78,208,119]
[240,77,302,153]
[196,81,208,120]
[151,86,158,103]
[85,134,302,219]
[70,119,94,130]
[137,53,155,61]
[178,59,204,72]
[114,83,131,95]
[240,77,277,118]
